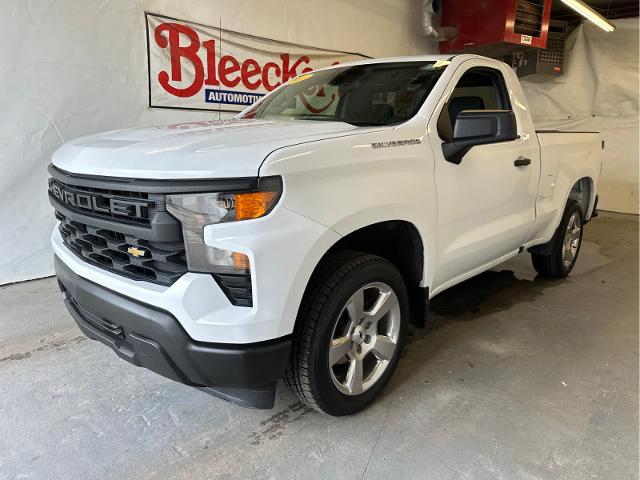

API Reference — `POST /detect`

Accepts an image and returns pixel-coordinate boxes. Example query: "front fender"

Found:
[260,124,438,291]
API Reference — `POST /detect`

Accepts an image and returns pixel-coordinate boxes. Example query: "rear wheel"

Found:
[285,251,409,416]
[531,200,584,278]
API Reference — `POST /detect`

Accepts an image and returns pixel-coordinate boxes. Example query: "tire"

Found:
[284,250,409,416]
[531,200,584,278]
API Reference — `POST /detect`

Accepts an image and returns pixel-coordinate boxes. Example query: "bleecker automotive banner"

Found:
[146,13,369,112]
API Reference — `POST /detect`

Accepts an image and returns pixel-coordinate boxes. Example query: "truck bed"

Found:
[532,130,603,240]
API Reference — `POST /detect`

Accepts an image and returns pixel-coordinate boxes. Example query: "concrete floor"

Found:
[1,213,638,480]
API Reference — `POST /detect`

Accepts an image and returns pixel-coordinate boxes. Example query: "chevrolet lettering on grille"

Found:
[49,179,150,220]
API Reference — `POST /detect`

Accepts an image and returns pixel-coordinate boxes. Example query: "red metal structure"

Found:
[439,0,553,55]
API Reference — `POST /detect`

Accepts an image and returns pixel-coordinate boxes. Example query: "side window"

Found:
[446,67,512,129]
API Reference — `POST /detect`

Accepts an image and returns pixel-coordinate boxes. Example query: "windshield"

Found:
[239,61,449,127]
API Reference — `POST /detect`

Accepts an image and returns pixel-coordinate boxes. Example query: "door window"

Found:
[445,67,512,129]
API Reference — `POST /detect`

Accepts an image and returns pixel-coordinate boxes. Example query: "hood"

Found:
[52,119,380,179]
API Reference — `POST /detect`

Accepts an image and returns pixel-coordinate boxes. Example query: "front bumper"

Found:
[55,255,290,408]
[51,200,340,344]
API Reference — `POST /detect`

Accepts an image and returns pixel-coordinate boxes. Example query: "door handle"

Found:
[514,157,531,167]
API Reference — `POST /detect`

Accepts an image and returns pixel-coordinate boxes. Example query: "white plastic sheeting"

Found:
[1,2,637,285]
[0,0,436,285]
[520,19,639,214]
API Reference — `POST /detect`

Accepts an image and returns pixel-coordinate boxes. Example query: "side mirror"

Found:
[441,110,518,165]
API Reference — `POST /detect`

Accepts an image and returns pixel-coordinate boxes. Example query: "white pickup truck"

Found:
[49,54,603,415]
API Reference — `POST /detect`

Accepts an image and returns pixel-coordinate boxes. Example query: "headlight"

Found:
[166,177,281,274]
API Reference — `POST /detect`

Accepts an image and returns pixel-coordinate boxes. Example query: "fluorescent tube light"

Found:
[561,0,616,32]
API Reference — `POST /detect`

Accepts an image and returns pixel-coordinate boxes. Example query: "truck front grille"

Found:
[57,213,188,286]
[49,166,256,306]
[48,178,158,227]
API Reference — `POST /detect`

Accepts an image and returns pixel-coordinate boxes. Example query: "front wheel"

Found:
[285,251,409,416]
[531,199,584,278]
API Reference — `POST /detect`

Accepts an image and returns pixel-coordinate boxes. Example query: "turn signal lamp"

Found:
[166,177,281,274]
[236,191,279,220]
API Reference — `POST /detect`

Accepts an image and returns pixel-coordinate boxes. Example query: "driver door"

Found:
[429,64,539,291]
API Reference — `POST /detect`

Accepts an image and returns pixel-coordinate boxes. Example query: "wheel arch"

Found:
[294,219,430,330]
[568,176,596,221]
[327,220,424,286]
[530,176,594,255]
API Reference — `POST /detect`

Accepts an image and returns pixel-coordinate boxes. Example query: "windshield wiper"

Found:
[275,114,340,122]
[295,117,340,122]
[346,121,391,127]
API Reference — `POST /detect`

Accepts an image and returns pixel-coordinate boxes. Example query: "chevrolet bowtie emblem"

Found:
[127,246,147,258]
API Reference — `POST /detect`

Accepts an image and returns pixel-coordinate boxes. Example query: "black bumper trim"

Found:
[54,255,291,407]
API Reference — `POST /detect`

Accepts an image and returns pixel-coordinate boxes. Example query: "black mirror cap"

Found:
[454,110,517,141]
[442,110,518,164]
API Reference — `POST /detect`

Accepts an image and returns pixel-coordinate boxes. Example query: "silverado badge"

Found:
[371,139,422,149]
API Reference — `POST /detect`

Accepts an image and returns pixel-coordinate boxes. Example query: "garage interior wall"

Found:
[1,3,638,286]
[0,0,437,285]
[520,19,639,215]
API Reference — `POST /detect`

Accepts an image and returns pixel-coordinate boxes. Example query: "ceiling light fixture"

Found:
[560,0,616,32]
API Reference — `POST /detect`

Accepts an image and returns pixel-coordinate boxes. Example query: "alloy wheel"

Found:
[328,282,401,395]
[562,211,582,268]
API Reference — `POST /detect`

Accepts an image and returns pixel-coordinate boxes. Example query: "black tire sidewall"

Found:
[553,201,584,276]
[308,259,409,415]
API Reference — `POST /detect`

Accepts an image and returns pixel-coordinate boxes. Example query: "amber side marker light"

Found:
[235,191,279,220]
[232,252,251,271]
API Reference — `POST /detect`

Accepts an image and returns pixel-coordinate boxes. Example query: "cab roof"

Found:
[311,54,496,73]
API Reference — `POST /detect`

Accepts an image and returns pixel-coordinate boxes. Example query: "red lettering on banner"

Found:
[281,54,312,82]
[153,21,343,100]
[241,59,262,89]
[219,55,242,88]
[154,23,204,97]
[203,39,219,86]
[262,62,282,91]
